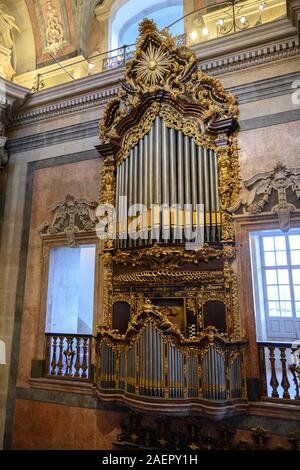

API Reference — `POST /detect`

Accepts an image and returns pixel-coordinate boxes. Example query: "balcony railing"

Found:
[102,0,286,72]
[258,342,300,401]
[27,0,287,91]
[45,333,92,381]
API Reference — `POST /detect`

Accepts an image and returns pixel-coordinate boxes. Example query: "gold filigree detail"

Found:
[134,43,172,87]
[113,270,221,286]
[113,243,224,269]
[99,19,238,149]
[46,0,64,55]
[216,136,241,242]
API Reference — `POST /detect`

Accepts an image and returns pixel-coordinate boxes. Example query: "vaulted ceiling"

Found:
[5,0,101,75]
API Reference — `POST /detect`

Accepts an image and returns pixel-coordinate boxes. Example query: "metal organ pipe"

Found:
[184,136,192,241]
[161,120,170,242]
[169,127,177,241]
[203,148,211,242]
[177,132,184,243]
[190,140,197,229]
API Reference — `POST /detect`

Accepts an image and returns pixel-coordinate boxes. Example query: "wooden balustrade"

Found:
[45,334,92,381]
[258,342,300,401]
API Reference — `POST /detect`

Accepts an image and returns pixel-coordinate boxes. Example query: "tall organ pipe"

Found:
[148,127,153,244]
[169,127,177,241]
[138,139,143,246]
[203,148,211,242]
[177,132,184,243]
[184,136,192,241]
[128,149,133,247]
[123,158,129,248]
[161,120,170,241]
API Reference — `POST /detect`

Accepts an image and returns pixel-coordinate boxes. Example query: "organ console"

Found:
[95,18,247,416]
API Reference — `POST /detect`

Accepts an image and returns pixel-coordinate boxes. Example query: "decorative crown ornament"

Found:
[99,18,238,147]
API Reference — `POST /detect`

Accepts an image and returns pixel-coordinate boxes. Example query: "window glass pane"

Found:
[275,236,286,251]
[291,250,300,265]
[295,302,300,317]
[275,251,287,266]
[265,270,277,285]
[289,234,300,250]
[46,245,96,334]
[278,285,290,301]
[268,301,280,317]
[292,269,300,284]
[294,286,300,301]
[264,252,276,266]
[280,301,292,317]
[267,286,279,300]
[263,236,274,251]
[277,269,289,284]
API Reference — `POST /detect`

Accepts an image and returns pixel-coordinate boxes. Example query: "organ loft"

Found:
[95,19,246,414]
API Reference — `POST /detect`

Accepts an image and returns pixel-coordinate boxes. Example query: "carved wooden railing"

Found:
[258,342,300,401]
[45,333,92,381]
[95,307,247,414]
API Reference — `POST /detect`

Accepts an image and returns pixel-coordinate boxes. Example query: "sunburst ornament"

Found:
[134,43,172,86]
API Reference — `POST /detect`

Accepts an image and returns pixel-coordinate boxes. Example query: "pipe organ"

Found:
[95,19,247,417]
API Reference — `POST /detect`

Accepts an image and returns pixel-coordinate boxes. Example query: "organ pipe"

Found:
[115,117,220,247]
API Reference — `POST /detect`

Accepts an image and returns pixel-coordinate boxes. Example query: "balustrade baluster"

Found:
[45,334,91,381]
[279,347,290,399]
[57,336,64,376]
[258,346,267,397]
[268,346,279,398]
[81,337,89,379]
[74,337,82,378]
[64,336,75,376]
[50,336,58,375]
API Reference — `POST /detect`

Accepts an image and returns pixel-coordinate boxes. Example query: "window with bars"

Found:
[250,229,300,341]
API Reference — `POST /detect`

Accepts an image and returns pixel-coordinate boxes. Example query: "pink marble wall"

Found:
[12,399,124,450]
[238,121,300,181]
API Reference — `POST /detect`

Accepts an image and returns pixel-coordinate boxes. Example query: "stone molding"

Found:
[9,63,300,130]
[7,19,300,129]
[7,70,300,154]
[0,80,29,170]
[200,37,299,76]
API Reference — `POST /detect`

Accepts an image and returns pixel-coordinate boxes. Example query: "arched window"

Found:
[109,0,184,50]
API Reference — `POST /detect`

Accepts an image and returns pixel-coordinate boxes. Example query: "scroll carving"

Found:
[46,0,64,55]
[39,194,97,246]
[230,162,300,231]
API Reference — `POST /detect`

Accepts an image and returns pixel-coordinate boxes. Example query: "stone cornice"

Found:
[8,19,300,128]
[230,70,300,103]
[1,81,29,104]
[200,37,299,76]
